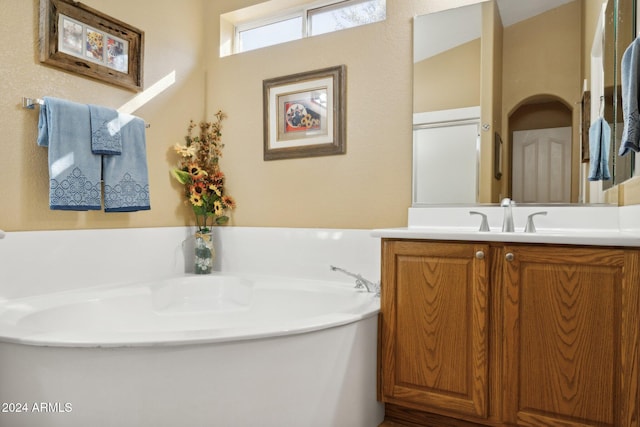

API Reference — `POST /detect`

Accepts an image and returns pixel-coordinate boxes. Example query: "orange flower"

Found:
[211,171,225,186]
[222,195,236,209]
[190,181,206,196]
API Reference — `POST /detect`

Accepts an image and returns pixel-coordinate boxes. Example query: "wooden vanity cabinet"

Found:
[379,240,492,421]
[379,239,640,427]
[502,244,639,426]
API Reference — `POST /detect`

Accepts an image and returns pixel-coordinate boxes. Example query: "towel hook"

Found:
[599,95,605,118]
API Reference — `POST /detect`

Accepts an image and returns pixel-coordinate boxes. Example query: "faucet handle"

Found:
[524,211,547,233]
[469,211,490,232]
[500,197,512,207]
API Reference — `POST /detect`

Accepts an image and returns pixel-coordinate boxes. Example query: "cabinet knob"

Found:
[475,251,485,260]
[505,252,514,261]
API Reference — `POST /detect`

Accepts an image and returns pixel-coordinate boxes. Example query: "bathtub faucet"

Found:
[330,265,380,297]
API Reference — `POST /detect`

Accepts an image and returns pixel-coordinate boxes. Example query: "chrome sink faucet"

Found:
[330,265,380,297]
[524,211,547,233]
[501,198,515,232]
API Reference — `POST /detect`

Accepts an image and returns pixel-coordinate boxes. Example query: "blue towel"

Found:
[37,97,102,210]
[102,114,151,212]
[619,37,640,156]
[89,104,122,155]
[588,117,612,181]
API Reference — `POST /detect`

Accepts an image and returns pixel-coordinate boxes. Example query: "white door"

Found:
[413,122,479,204]
[512,127,572,203]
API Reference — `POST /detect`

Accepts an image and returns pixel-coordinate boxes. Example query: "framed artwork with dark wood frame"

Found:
[263,65,346,161]
[39,0,144,92]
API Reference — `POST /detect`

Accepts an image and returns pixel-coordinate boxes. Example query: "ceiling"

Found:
[496,0,574,27]
[414,0,576,62]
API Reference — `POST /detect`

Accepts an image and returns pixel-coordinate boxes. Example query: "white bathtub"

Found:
[0,274,383,427]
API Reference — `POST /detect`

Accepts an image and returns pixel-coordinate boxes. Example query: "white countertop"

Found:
[371,227,640,247]
[372,205,640,247]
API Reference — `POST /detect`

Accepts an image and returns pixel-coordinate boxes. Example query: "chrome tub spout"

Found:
[330,265,380,297]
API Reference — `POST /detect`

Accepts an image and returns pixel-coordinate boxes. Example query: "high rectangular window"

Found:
[308,0,386,36]
[225,0,386,56]
[237,16,303,53]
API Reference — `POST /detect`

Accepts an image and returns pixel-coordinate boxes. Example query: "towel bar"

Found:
[22,97,44,109]
[22,97,150,128]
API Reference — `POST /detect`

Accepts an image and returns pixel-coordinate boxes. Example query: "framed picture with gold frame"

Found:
[39,0,144,91]
[263,65,346,161]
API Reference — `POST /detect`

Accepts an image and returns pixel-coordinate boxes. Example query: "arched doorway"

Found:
[507,96,573,203]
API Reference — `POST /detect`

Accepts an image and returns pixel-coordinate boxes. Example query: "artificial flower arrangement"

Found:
[171,111,236,233]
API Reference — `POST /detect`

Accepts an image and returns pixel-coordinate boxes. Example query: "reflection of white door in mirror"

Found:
[413,122,479,205]
[413,107,481,205]
[512,127,571,203]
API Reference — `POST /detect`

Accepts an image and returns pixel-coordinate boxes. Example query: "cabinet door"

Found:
[502,245,640,426]
[380,240,490,419]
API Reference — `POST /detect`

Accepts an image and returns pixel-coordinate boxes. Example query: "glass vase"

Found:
[194,231,215,274]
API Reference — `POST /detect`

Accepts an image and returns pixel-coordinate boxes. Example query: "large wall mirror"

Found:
[603,0,636,191]
[413,0,637,206]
